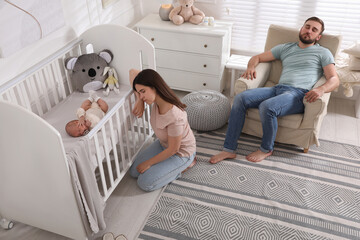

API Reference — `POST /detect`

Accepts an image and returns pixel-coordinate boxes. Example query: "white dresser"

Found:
[134,14,233,92]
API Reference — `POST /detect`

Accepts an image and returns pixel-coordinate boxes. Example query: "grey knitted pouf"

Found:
[182,90,231,131]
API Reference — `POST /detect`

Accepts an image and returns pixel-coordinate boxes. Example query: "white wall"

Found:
[0,0,143,87]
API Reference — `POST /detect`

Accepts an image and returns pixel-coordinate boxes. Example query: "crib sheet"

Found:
[42,85,131,140]
[41,84,132,234]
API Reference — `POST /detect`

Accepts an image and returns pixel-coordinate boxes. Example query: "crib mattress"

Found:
[42,85,132,140]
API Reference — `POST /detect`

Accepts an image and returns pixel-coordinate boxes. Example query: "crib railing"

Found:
[88,91,153,200]
[0,39,82,116]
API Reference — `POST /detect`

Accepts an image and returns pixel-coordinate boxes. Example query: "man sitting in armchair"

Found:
[210,16,339,164]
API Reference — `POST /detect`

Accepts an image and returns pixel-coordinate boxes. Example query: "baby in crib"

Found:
[65,91,108,137]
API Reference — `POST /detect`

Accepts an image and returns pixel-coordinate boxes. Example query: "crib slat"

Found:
[127,97,137,155]
[36,72,52,112]
[109,118,121,179]
[8,88,18,105]
[134,118,141,146]
[49,63,61,103]
[93,134,108,197]
[115,110,127,172]
[19,83,32,111]
[24,77,34,103]
[63,54,73,94]
[27,77,44,116]
[44,64,59,105]
[146,104,152,135]
[141,110,147,141]
[4,91,11,102]
[131,94,143,146]
[121,105,132,167]
[101,125,115,188]
[15,85,26,109]
[54,60,67,100]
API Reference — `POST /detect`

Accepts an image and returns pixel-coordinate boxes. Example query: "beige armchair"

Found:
[234,24,342,152]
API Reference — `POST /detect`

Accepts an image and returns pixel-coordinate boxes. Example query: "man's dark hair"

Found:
[305,16,325,34]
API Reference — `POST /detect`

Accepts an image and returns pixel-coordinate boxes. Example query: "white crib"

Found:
[0,24,155,240]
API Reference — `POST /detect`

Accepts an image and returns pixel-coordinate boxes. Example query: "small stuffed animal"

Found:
[102,67,120,96]
[169,0,205,25]
[65,50,113,92]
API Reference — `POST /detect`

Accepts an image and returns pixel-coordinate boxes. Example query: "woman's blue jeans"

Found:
[130,139,196,191]
[224,84,308,153]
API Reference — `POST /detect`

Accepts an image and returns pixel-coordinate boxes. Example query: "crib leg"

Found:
[0,218,14,230]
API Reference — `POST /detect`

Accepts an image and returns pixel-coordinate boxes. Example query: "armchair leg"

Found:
[303,148,309,153]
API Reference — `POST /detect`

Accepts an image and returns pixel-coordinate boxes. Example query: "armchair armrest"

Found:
[234,62,271,94]
[300,77,331,129]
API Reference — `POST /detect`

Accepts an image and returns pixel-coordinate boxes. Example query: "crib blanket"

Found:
[42,85,131,235]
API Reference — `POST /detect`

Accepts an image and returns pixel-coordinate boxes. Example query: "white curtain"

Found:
[219,0,360,54]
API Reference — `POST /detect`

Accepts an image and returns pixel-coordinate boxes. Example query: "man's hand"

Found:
[136,161,151,173]
[132,99,144,117]
[241,51,275,80]
[304,88,324,103]
[241,68,256,80]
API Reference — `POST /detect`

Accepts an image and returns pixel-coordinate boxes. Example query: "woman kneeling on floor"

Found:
[129,69,196,191]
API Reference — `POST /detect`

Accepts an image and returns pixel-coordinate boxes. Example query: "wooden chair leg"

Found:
[303,148,309,153]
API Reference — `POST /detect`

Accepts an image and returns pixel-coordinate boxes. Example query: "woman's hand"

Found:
[137,161,151,173]
[132,99,145,118]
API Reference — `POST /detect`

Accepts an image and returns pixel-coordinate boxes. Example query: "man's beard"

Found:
[299,33,316,44]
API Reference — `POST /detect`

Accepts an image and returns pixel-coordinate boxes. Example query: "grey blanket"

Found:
[66,138,106,235]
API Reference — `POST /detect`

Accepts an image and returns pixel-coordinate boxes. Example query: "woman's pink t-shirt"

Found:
[150,104,196,157]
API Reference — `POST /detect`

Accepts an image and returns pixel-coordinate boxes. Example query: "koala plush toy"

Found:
[65,49,113,92]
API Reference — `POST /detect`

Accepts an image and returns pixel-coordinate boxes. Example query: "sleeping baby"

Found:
[65,90,108,137]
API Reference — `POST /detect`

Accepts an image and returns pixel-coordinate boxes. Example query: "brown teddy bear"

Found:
[169,0,205,25]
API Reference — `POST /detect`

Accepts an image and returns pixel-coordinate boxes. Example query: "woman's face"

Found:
[135,84,156,105]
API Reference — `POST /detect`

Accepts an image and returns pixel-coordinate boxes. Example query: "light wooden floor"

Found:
[1,96,359,240]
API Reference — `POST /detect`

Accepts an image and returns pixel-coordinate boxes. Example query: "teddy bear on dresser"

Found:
[169,0,205,25]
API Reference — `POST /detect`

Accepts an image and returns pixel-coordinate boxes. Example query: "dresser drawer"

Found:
[154,50,220,75]
[139,28,222,56]
[156,67,222,92]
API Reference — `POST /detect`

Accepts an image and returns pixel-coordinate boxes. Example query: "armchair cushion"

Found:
[247,108,303,129]
[243,77,331,130]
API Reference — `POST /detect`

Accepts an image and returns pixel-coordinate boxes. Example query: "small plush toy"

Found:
[102,67,120,96]
[65,50,113,92]
[169,0,205,25]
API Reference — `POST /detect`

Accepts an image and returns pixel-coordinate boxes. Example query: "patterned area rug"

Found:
[138,131,360,239]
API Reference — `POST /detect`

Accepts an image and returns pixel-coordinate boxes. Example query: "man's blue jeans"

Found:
[130,139,196,191]
[224,84,308,153]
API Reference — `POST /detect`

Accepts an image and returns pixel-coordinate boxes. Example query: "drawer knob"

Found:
[151,38,155,41]
[203,64,207,68]
[203,83,207,86]
[204,44,207,48]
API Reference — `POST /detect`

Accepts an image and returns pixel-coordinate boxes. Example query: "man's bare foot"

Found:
[246,150,272,162]
[209,151,236,164]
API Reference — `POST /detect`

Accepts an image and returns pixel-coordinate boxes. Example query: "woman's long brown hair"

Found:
[133,69,186,111]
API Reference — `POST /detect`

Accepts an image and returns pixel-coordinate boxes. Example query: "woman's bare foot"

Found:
[246,150,272,162]
[209,151,236,164]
